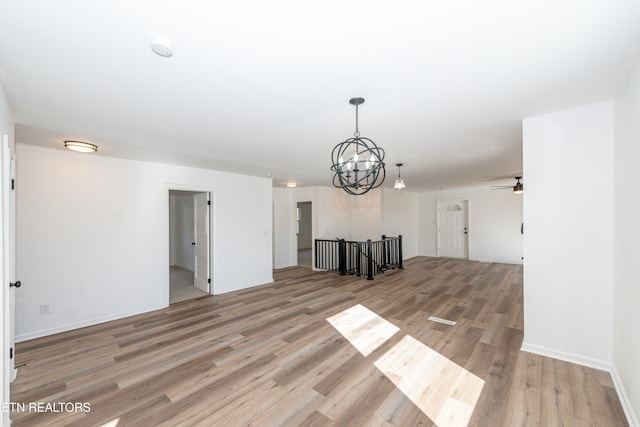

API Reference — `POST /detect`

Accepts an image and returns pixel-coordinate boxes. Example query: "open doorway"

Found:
[169,190,211,304]
[296,201,312,267]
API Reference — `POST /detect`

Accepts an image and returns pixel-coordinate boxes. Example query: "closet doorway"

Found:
[169,190,211,304]
[296,201,312,267]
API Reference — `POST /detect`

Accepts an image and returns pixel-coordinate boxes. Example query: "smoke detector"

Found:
[151,39,173,57]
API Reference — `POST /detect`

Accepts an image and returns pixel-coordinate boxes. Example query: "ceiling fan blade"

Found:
[489,176,523,192]
[483,174,524,182]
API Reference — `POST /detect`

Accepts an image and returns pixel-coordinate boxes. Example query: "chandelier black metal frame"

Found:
[330,97,386,195]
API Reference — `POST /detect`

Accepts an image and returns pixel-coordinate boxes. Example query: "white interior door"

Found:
[193,192,210,292]
[437,199,468,259]
[2,134,16,387]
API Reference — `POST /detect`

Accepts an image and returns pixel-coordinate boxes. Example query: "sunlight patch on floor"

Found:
[326,304,399,357]
[375,335,484,427]
[327,304,484,427]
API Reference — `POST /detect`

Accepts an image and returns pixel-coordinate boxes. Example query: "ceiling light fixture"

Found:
[330,97,385,195]
[151,39,173,57]
[490,176,524,194]
[64,140,98,153]
[394,163,406,190]
[286,181,298,188]
[513,176,523,194]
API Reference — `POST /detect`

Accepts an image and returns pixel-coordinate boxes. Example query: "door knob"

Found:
[10,281,21,288]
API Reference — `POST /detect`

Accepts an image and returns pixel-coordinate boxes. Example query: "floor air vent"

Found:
[428,316,456,326]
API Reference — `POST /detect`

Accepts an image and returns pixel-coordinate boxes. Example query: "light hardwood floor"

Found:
[10,257,627,426]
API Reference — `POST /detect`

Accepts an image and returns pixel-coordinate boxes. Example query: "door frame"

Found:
[436,198,469,259]
[2,133,16,427]
[292,199,313,268]
[165,184,216,306]
[192,192,210,292]
[296,201,312,267]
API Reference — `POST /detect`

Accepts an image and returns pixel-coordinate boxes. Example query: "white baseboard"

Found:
[15,303,165,342]
[610,365,640,427]
[521,341,638,427]
[520,342,613,371]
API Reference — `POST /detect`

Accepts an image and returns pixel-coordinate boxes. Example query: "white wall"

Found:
[417,186,523,264]
[381,188,418,259]
[274,186,416,268]
[345,189,382,241]
[614,61,640,425]
[273,187,332,268]
[15,144,273,340]
[298,186,377,242]
[274,184,515,269]
[522,101,614,365]
[312,187,351,240]
[273,188,294,269]
[283,186,351,268]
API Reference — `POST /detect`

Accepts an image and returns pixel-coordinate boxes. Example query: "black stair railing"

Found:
[315,235,403,280]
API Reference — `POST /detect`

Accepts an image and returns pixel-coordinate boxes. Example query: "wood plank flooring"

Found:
[10,257,627,426]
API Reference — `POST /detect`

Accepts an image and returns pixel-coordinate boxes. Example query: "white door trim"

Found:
[2,133,16,427]
[292,199,314,268]
[165,184,216,306]
[296,201,312,267]
[193,192,210,292]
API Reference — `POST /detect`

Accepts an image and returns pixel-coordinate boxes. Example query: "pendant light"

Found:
[394,163,406,189]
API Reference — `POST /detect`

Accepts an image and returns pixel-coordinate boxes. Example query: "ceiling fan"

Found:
[491,176,523,194]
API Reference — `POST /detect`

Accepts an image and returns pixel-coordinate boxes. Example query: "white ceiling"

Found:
[1,0,639,191]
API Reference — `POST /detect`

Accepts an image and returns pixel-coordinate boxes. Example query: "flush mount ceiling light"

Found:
[286,181,298,188]
[150,39,173,57]
[394,163,406,190]
[64,140,98,153]
[330,97,386,195]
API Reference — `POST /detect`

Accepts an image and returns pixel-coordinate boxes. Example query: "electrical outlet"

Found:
[40,304,50,314]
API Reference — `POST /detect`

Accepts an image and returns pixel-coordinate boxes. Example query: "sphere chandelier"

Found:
[330,98,386,195]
